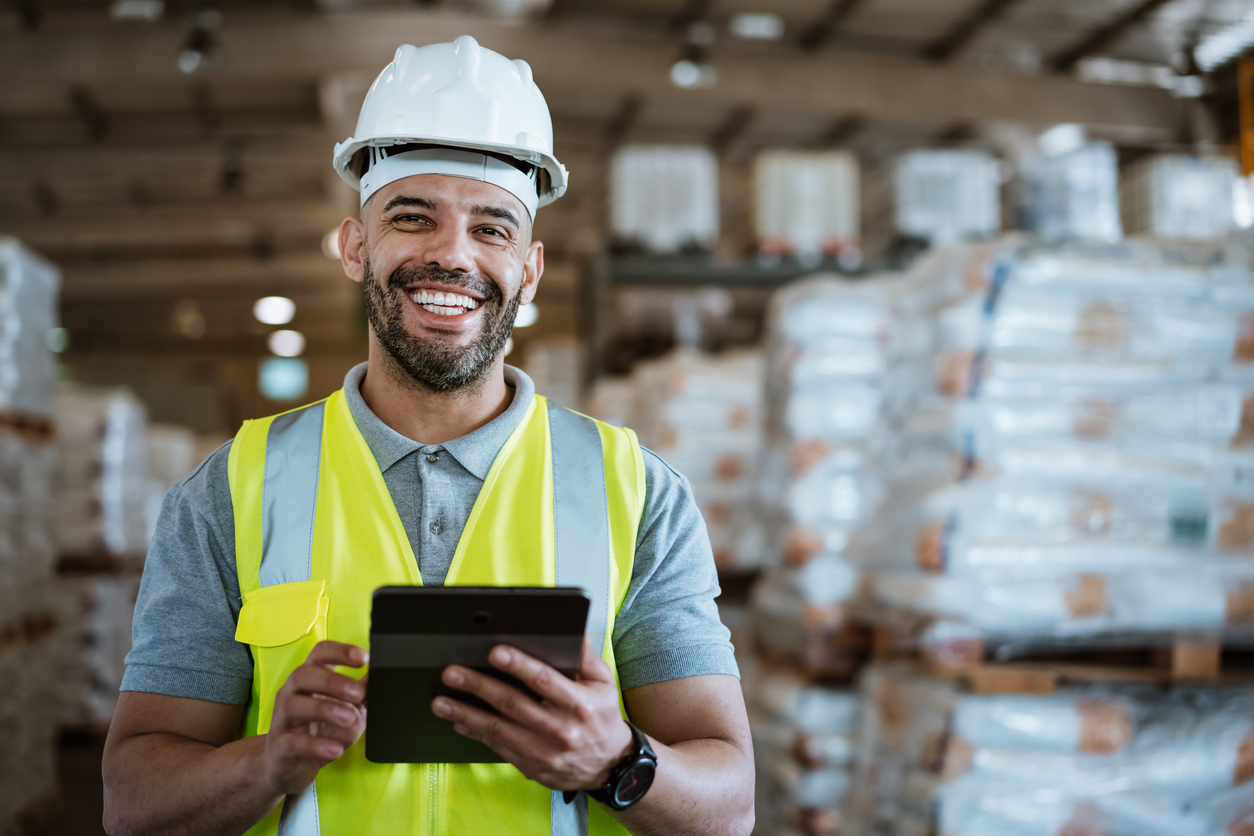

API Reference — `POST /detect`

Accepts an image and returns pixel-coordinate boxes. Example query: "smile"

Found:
[409,289,481,316]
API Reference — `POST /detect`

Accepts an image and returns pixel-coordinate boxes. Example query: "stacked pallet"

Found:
[746,248,986,835]
[53,386,152,730]
[0,239,61,834]
[844,235,1254,835]
[850,662,1254,836]
[589,348,767,571]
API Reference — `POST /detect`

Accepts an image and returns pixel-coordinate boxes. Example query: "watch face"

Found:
[613,759,656,806]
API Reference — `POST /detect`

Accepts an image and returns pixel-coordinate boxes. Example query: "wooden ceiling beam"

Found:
[797,0,868,52]
[921,0,1024,63]
[1048,0,1177,74]
[0,9,1182,132]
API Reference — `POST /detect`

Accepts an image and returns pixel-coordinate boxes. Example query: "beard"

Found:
[362,256,520,393]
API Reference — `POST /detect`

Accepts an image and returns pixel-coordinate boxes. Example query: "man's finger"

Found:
[575,633,614,684]
[280,694,363,734]
[286,665,367,705]
[272,728,345,763]
[486,645,581,708]
[440,666,565,736]
[433,696,536,758]
[305,640,369,670]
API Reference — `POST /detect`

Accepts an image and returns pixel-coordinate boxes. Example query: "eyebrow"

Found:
[382,196,437,212]
[471,205,520,230]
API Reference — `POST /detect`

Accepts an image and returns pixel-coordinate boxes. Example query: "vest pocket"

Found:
[235,579,330,734]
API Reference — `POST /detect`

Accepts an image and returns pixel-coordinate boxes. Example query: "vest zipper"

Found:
[428,763,439,835]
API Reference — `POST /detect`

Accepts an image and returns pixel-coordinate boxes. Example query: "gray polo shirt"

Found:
[122,363,737,704]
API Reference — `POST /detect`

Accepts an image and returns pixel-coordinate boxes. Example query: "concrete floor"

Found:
[35,735,106,836]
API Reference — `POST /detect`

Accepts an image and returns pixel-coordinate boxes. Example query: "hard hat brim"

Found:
[334,136,568,208]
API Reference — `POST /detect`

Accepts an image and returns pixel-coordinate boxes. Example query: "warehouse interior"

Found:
[5,0,1254,834]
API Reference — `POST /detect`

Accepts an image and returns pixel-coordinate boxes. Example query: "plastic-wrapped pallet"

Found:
[55,386,150,559]
[1121,154,1238,242]
[0,238,60,419]
[609,145,719,253]
[895,150,1001,244]
[613,348,766,570]
[1025,142,1122,243]
[755,150,860,262]
[0,239,60,835]
[853,235,1254,640]
[747,664,860,836]
[848,663,1254,836]
[53,573,141,728]
[145,423,197,546]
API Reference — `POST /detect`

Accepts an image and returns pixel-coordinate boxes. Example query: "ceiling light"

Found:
[172,299,206,339]
[322,230,341,260]
[1038,124,1086,157]
[110,0,163,21]
[671,59,717,89]
[268,329,306,357]
[729,12,784,40]
[259,357,309,401]
[1195,13,1254,72]
[514,303,539,328]
[253,296,295,325]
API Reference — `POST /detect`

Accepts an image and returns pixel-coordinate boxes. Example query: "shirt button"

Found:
[429,520,443,535]
[426,452,439,464]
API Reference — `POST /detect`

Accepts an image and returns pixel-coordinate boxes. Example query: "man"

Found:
[102,35,754,836]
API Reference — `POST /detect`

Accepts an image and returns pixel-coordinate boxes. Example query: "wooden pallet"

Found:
[0,611,59,655]
[874,628,1254,693]
[0,412,54,442]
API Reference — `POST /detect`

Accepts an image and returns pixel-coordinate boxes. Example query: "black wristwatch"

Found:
[565,721,657,811]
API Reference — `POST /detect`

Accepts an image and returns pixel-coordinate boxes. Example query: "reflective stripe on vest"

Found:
[257,400,613,836]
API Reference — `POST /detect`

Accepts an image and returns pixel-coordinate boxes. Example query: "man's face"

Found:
[341,173,542,392]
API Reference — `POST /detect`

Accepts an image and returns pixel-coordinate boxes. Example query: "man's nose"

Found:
[417,224,477,274]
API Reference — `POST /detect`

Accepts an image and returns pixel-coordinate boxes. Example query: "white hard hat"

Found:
[333,36,568,220]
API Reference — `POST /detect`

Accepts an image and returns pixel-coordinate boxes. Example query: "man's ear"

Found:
[339,217,366,284]
[519,239,543,306]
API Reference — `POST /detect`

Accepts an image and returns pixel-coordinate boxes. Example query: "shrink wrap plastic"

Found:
[847,234,1254,639]
[55,386,150,558]
[747,664,861,836]
[53,573,141,727]
[0,240,58,833]
[0,238,59,418]
[1121,154,1239,242]
[587,349,766,568]
[609,145,719,253]
[848,664,1254,836]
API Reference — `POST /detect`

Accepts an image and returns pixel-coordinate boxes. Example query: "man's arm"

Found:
[102,642,369,836]
[435,638,754,836]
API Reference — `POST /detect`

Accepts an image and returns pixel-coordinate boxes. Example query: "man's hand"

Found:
[433,635,633,792]
[263,641,369,796]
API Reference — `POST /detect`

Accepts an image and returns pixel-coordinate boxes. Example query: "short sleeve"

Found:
[610,448,739,691]
[120,442,253,705]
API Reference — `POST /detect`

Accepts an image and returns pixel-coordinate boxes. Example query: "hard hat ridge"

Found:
[332,35,568,217]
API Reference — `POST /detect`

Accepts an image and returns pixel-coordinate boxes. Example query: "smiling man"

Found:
[102,36,754,836]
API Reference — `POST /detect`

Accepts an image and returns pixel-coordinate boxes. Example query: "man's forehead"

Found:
[372,173,529,222]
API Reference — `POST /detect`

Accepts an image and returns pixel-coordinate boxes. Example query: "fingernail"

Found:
[453,724,469,735]
[333,707,354,724]
[445,668,463,686]
[493,646,512,664]
[433,698,452,717]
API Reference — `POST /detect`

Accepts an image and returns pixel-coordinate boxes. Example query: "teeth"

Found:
[409,290,480,312]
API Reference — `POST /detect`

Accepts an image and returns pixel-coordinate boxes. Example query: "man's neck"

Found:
[359,342,514,445]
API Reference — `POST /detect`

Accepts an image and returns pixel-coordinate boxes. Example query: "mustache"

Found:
[386,265,502,305]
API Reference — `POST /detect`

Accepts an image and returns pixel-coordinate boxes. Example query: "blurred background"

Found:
[5,1,1254,835]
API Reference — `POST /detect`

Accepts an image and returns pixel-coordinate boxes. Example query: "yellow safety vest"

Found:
[227,388,644,836]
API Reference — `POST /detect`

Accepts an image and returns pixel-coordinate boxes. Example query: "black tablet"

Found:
[365,586,590,764]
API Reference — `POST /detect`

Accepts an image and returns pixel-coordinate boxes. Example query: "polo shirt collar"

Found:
[341,362,537,481]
